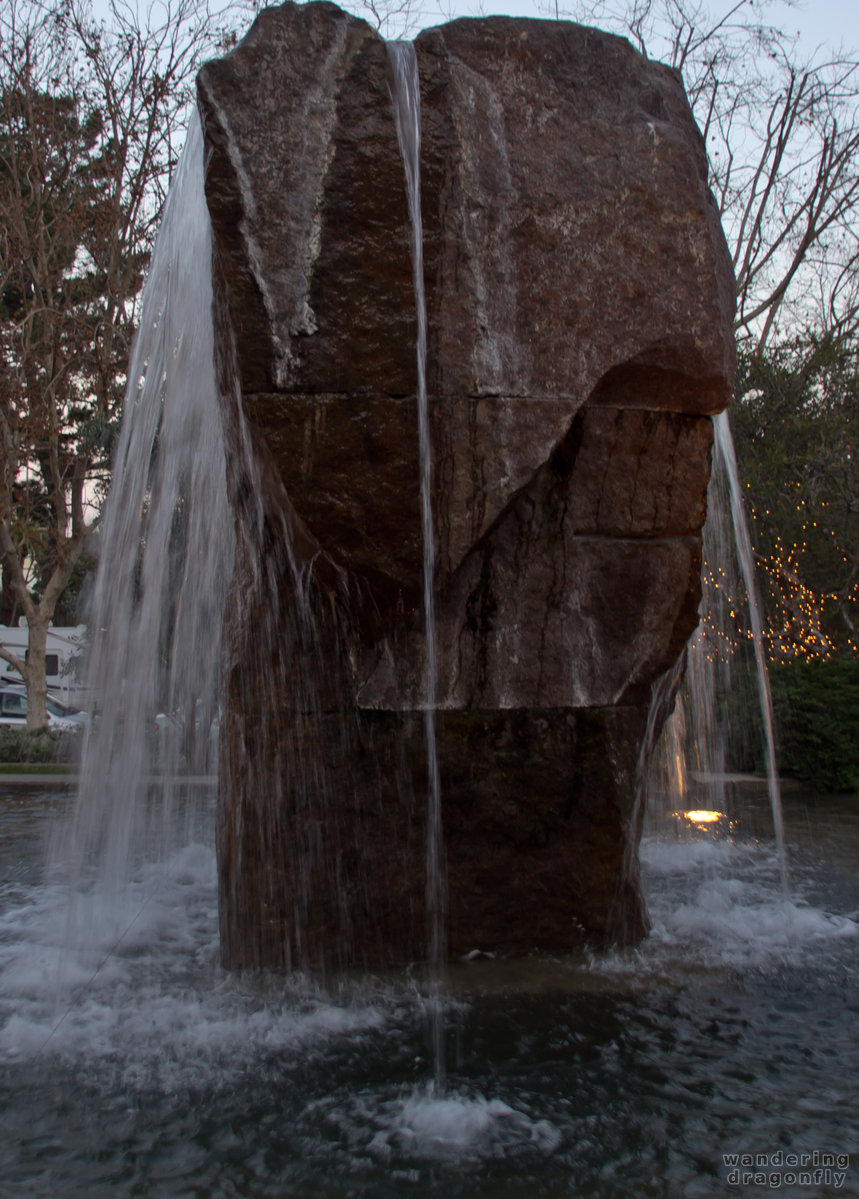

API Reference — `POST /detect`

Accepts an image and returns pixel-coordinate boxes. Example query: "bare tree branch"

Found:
[0,0,245,726]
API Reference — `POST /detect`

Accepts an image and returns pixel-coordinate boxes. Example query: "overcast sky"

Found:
[84,0,858,59]
[696,0,857,55]
[388,0,859,55]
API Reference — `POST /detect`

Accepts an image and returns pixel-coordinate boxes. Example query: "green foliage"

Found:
[769,660,859,794]
[731,334,859,659]
[0,725,82,764]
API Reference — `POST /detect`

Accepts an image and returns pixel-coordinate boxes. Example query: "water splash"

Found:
[59,111,230,911]
[366,1088,561,1161]
[387,40,446,1090]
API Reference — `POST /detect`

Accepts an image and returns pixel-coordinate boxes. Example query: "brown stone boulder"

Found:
[198,1,735,970]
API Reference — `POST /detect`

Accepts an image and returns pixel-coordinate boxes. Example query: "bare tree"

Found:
[347,0,423,38]
[0,0,240,728]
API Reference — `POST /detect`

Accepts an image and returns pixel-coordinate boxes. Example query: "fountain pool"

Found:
[1,782,856,1197]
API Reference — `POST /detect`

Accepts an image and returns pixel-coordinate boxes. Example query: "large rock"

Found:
[198,1,735,970]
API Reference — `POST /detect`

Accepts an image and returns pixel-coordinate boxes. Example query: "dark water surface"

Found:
[1,785,857,1198]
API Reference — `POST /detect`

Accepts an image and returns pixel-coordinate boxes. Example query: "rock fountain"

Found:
[196,0,735,970]
[9,19,859,1193]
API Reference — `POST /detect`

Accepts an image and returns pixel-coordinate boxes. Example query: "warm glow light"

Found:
[676,809,725,824]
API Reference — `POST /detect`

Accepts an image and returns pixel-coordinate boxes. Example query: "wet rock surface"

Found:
[199,1,735,968]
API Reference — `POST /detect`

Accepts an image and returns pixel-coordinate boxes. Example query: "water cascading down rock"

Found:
[197,1,735,969]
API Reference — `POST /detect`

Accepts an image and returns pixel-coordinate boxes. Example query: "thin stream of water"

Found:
[713,411,788,893]
[387,40,446,1091]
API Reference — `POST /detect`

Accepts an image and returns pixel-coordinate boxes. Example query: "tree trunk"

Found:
[0,563,18,625]
[24,614,50,731]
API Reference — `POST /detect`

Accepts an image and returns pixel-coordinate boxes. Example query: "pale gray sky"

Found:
[86,0,858,58]
[394,0,859,54]
[707,0,858,56]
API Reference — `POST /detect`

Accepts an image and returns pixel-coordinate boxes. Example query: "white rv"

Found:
[0,622,88,704]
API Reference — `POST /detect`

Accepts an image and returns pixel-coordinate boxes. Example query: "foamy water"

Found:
[1,832,561,1165]
[638,836,857,970]
[0,836,394,1086]
[6,815,853,1076]
[2,787,857,1197]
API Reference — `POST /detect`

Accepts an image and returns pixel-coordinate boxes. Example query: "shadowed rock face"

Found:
[198,1,735,970]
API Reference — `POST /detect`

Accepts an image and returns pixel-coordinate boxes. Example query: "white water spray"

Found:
[61,112,231,908]
[387,40,446,1090]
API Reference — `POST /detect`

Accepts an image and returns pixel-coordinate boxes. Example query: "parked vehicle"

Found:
[0,685,89,731]
[0,623,88,705]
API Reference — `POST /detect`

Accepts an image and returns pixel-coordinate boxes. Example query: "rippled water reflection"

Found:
[1,785,856,1197]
